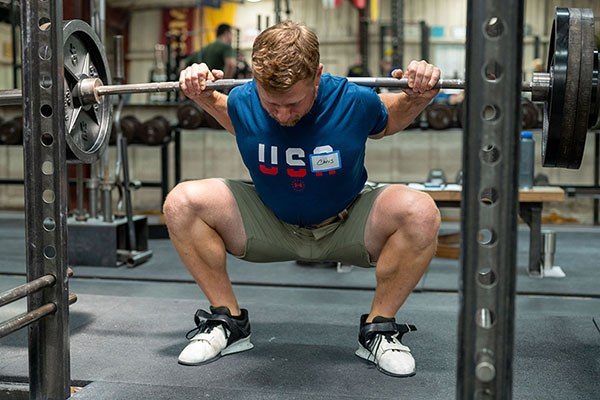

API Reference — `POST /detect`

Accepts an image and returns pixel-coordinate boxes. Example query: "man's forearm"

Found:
[193,91,235,135]
[379,92,432,137]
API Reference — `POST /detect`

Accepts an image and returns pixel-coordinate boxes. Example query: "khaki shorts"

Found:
[223,179,386,268]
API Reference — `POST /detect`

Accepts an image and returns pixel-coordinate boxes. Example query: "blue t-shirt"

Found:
[227,73,388,226]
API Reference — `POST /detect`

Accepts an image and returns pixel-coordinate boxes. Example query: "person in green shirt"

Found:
[185,24,237,78]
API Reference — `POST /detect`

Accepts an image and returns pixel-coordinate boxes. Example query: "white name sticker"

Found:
[309,151,342,172]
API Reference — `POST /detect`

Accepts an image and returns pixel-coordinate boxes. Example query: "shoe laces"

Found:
[366,323,414,362]
[185,309,230,341]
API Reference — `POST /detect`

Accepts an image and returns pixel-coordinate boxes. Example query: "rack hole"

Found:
[485,17,504,38]
[43,245,56,259]
[38,45,51,60]
[42,189,55,204]
[41,133,53,146]
[478,267,497,287]
[483,61,502,81]
[482,105,499,121]
[42,161,53,175]
[43,217,55,231]
[477,228,496,246]
[476,308,495,329]
[479,187,498,205]
[480,144,500,164]
[39,18,51,31]
[41,105,53,117]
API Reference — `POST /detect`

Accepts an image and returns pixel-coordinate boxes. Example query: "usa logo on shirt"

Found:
[258,144,341,178]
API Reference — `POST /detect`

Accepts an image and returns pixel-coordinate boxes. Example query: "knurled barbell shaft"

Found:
[95,77,536,96]
[0,74,545,107]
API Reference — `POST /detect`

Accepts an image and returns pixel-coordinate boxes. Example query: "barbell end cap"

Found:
[77,77,104,105]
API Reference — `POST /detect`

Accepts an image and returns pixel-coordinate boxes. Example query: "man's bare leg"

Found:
[364,185,441,322]
[163,178,246,315]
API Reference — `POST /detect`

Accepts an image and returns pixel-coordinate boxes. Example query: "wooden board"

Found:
[419,186,565,203]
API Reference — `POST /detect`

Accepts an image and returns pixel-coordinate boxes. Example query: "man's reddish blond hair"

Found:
[252,21,320,93]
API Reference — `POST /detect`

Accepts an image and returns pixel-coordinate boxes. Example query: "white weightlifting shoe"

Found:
[355,314,417,377]
[178,306,254,366]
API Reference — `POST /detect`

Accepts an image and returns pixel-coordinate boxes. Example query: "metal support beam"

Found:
[595,132,599,224]
[391,0,404,68]
[21,1,71,399]
[358,2,370,75]
[420,20,430,61]
[458,1,523,399]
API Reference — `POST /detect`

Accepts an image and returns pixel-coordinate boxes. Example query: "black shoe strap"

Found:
[190,308,251,345]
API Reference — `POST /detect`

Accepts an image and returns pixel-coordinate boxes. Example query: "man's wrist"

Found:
[193,90,220,108]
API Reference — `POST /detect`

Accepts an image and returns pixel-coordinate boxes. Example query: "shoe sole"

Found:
[355,345,416,378]
[178,335,254,366]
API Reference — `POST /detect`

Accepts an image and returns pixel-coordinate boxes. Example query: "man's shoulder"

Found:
[228,80,256,103]
[320,73,372,100]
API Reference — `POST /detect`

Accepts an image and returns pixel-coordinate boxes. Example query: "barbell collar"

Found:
[532,72,552,102]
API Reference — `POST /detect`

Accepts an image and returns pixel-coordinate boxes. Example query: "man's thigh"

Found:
[325,185,387,268]
[223,179,306,263]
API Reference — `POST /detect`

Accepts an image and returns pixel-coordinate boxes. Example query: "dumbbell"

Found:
[177,102,205,129]
[140,116,171,145]
[0,116,23,145]
[521,98,540,129]
[426,104,455,130]
[110,115,142,145]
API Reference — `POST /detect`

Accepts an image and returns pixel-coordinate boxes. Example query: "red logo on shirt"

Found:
[290,179,305,192]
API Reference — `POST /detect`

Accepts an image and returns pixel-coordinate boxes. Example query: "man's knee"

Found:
[163,178,225,230]
[383,186,441,249]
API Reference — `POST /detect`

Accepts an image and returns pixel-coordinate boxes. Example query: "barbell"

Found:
[0,8,598,168]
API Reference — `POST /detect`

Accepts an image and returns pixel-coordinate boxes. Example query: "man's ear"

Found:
[314,64,324,84]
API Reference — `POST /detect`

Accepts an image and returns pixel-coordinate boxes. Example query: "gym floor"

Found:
[1,213,599,399]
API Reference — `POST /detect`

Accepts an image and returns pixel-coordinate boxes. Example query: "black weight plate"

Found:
[590,49,599,129]
[63,20,112,163]
[569,8,595,169]
[542,8,577,168]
